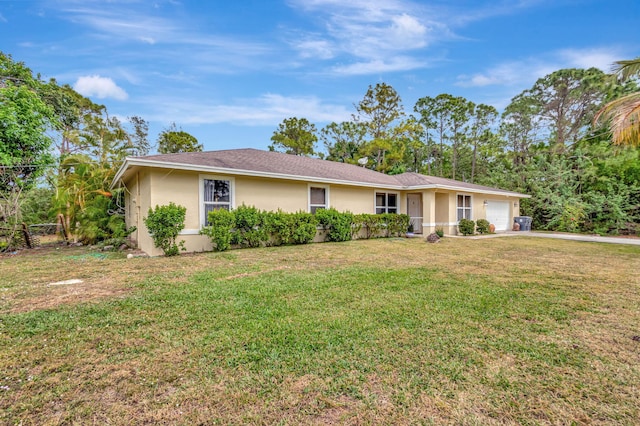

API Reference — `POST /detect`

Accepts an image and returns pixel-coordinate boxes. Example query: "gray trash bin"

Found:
[514,216,532,231]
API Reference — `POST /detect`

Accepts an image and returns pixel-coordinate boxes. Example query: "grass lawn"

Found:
[1,237,639,425]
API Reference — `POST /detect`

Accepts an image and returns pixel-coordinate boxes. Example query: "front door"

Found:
[407,193,422,234]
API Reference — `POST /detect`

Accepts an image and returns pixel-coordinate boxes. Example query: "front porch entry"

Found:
[407,193,423,234]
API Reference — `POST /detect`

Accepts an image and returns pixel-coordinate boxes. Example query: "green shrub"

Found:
[350,217,363,239]
[97,236,135,250]
[263,211,287,246]
[232,204,268,248]
[288,212,318,245]
[355,214,383,239]
[476,219,490,234]
[201,208,235,251]
[144,202,187,256]
[435,226,444,238]
[316,208,353,242]
[264,210,318,246]
[20,187,55,225]
[556,202,586,233]
[76,190,135,244]
[385,213,410,237]
[352,214,409,239]
[202,207,414,251]
[458,218,475,236]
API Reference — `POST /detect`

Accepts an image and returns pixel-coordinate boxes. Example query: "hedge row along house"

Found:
[112,149,529,255]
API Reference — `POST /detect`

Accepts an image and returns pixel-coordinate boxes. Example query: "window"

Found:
[309,186,327,213]
[376,192,398,214]
[203,178,231,224]
[457,194,472,221]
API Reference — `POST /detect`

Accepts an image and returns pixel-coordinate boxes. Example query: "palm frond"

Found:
[612,57,640,82]
[594,92,640,146]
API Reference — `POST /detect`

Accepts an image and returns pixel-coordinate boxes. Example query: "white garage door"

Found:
[486,201,510,231]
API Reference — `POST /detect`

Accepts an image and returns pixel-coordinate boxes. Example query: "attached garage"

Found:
[486,201,511,231]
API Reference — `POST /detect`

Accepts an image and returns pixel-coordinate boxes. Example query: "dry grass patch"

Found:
[1,237,639,424]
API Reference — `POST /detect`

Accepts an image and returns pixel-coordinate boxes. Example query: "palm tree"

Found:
[594,57,640,146]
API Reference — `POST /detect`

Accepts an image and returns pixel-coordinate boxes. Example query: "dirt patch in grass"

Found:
[1,245,134,314]
[25,276,131,313]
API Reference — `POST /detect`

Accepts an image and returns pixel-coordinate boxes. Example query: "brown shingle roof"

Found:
[138,148,400,186]
[116,148,527,196]
[393,172,524,195]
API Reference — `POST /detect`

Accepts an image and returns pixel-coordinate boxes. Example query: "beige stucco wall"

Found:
[123,168,408,255]
[135,169,160,255]
[460,193,520,234]
[234,176,307,212]
[124,177,136,243]
[121,166,525,254]
[434,192,450,231]
[331,186,374,213]
[414,191,523,235]
[149,170,202,229]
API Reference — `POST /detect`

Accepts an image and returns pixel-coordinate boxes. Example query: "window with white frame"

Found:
[457,194,472,221]
[203,178,231,224]
[375,192,398,214]
[309,186,327,213]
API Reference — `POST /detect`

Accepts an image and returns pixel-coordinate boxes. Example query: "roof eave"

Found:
[408,183,530,198]
[111,158,406,190]
[111,158,530,197]
[110,157,133,190]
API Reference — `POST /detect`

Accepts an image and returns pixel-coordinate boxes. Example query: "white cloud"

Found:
[113,67,141,85]
[63,7,177,45]
[59,4,270,56]
[57,4,272,74]
[139,36,156,45]
[286,0,445,74]
[446,0,545,26]
[457,61,556,88]
[332,56,426,76]
[286,0,542,76]
[456,47,622,88]
[390,13,427,47]
[74,75,128,100]
[295,39,335,60]
[144,93,352,126]
[557,48,620,72]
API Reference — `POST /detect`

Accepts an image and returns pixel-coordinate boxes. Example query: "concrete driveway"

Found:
[465,231,640,246]
[524,231,640,246]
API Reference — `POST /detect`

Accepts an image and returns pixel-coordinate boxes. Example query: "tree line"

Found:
[1,51,639,250]
[269,65,640,235]
[0,52,203,249]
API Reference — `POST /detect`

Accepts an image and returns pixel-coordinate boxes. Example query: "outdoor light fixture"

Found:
[514,202,519,208]
[483,200,488,207]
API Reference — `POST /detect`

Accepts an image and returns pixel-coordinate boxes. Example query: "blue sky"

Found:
[2,0,638,153]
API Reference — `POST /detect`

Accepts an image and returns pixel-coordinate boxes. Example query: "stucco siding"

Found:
[234,177,308,212]
[471,196,485,221]
[147,169,201,230]
[137,169,156,255]
[142,169,208,255]
[331,186,375,213]
[120,164,527,254]
[124,179,135,242]
[434,192,449,224]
